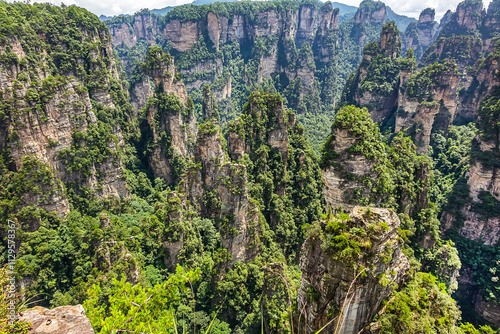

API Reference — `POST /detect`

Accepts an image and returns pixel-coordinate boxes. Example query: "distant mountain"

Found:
[151,6,176,15]
[99,14,115,21]
[99,7,176,21]
[386,5,417,31]
[190,0,240,5]
[330,1,358,15]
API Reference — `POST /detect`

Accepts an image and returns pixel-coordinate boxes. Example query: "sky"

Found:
[6,0,494,20]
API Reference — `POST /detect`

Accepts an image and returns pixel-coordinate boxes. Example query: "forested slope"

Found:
[0,0,498,333]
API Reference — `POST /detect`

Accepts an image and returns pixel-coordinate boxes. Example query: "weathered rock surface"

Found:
[345,17,465,153]
[409,0,500,129]
[438,24,500,321]
[354,2,386,24]
[456,49,500,123]
[350,0,387,46]
[0,29,130,216]
[130,75,153,113]
[442,139,500,247]
[350,22,401,123]
[177,88,261,263]
[455,0,483,31]
[397,62,460,153]
[107,3,338,109]
[417,8,438,50]
[322,129,374,211]
[143,50,197,184]
[297,207,410,334]
[474,293,500,327]
[422,0,500,69]
[20,305,95,334]
[314,4,339,63]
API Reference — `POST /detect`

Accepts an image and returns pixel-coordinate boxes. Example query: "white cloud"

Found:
[4,0,495,19]
[5,0,191,16]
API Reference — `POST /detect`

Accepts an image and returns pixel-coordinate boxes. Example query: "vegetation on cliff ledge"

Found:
[0,1,499,332]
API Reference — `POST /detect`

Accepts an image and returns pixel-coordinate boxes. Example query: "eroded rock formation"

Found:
[297,207,409,334]
[142,48,197,184]
[107,2,341,112]
[0,23,130,218]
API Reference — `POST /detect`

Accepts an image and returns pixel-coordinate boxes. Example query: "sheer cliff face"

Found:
[417,9,437,49]
[183,122,260,263]
[321,106,430,225]
[349,23,401,123]
[322,127,375,211]
[397,62,460,153]
[441,139,500,325]
[402,7,438,56]
[441,48,500,246]
[143,49,197,185]
[422,0,500,69]
[411,0,500,126]
[107,2,339,112]
[439,46,500,325]
[348,1,387,47]
[455,52,499,127]
[110,4,338,60]
[455,0,483,31]
[150,88,263,264]
[297,207,409,334]
[354,3,386,24]
[130,75,153,113]
[344,22,461,154]
[0,22,130,217]
[347,13,494,154]
[484,0,500,49]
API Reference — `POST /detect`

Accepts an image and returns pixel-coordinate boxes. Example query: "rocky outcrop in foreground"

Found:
[20,305,94,334]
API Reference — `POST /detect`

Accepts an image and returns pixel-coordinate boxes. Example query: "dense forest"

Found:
[0,0,499,333]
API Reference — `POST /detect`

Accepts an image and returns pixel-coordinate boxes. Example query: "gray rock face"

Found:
[108,4,338,107]
[143,52,197,184]
[187,115,260,263]
[474,293,500,327]
[354,3,386,25]
[315,4,339,63]
[130,75,153,113]
[350,23,401,123]
[417,8,437,50]
[20,305,95,334]
[0,32,130,215]
[297,207,409,334]
[296,5,319,47]
[321,127,375,211]
[457,51,499,123]
[397,63,460,154]
[442,135,500,248]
